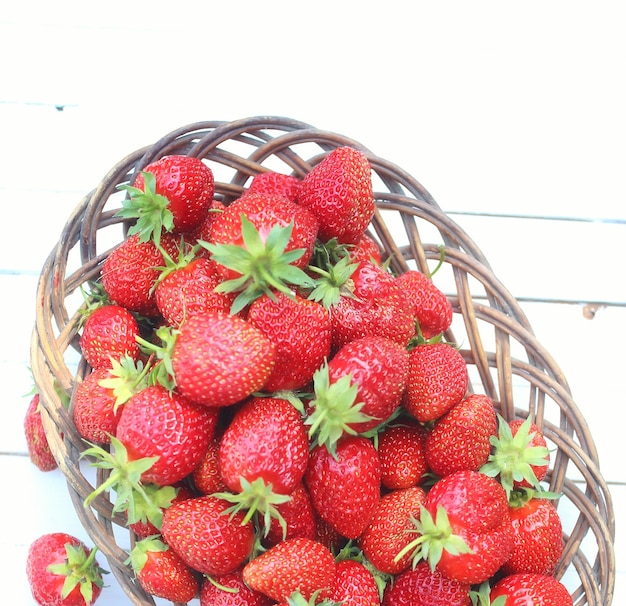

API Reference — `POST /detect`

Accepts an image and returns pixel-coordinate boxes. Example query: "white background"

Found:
[1,1,624,604]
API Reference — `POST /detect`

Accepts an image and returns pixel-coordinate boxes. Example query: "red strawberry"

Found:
[403,342,468,422]
[359,486,427,575]
[245,171,301,202]
[100,233,178,317]
[118,154,215,242]
[490,573,573,605]
[395,269,453,340]
[424,393,497,477]
[155,254,236,327]
[306,336,409,452]
[199,568,273,605]
[162,495,255,576]
[186,198,226,248]
[24,392,58,472]
[381,560,470,606]
[305,435,381,539]
[348,233,383,265]
[79,304,140,369]
[242,537,336,603]
[328,558,381,605]
[217,396,310,534]
[26,533,106,606]
[264,483,317,548]
[297,146,375,244]
[501,494,564,576]
[406,470,514,585]
[115,384,218,485]
[378,420,428,490]
[127,536,198,602]
[247,291,332,392]
[169,311,276,407]
[192,438,227,495]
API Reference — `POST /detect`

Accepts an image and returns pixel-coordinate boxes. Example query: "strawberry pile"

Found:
[27,147,573,606]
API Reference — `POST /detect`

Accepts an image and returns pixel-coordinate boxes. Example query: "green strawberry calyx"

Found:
[116,171,174,246]
[394,505,472,570]
[97,354,151,410]
[307,253,360,309]
[480,415,550,498]
[125,536,169,573]
[213,476,291,539]
[200,215,316,314]
[305,362,374,458]
[81,435,174,530]
[284,590,343,606]
[469,581,507,606]
[47,541,107,605]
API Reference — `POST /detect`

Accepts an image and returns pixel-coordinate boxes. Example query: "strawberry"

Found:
[26,533,106,606]
[381,560,470,606]
[305,435,381,539]
[117,154,215,243]
[161,495,256,576]
[489,573,573,605]
[348,233,383,265]
[359,486,427,575]
[480,415,550,497]
[216,396,310,535]
[24,392,58,472]
[100,232,178,317]
[245,171,302,202]
[501,493,564,576]
[79,303,140,370]
[127,536,198,602]
[186,198,226,248]
[297,146,375,244]
[400,470,514,585]
[192,438,227,495]
[167,310,276,407]
[203,192,318,312]
[395,269,453,340]
[264,483,317,548]
[424,393,497,477]
[306,336,409,452]
[328,558,381,605]
[247,291,332,392]
[377,420,428,490]
[242,537,336,603]
[199,568,274,605]
[155,252,236,327]
[403,342,468,422]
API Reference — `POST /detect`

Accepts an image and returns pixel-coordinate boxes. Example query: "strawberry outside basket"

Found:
[31,116,615,605]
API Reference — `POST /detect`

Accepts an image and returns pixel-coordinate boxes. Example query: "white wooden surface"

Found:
[1,1,624,603]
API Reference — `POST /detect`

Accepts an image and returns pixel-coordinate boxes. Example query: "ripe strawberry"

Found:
[348,233,383,265]
[328,558,381,605]
[26,533,106,606]
[377,420,428,490]
[424,393,497,477]
[305,435,381,539]
[24,392,58,472]
[297,146,375,244]
[264,483,317,548]
[501,493,564,576]
[359,486,427,575]
[381,560,470,606]
[199,568,273,605]
[169,310,276,407]
[403,342,468,422]
[117,154,215,242]
[481,415,550,497]
[127,536,198,602]
[247,291,332,392]
[395,269,453,340]
[405,470,514,585]
[306,336,409,452]
[192,438,227,495]
[242,537,336,603]
[155,254,236,327]
[115,384,218,485]
[490,573,573,605]
[100,232,178,317]
[79,303,140,369]
[217,396,310,534]
[245,171,302,202]
[162,495,255,576]
[186,197,226,248]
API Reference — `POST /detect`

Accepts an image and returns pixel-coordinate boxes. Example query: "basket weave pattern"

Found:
[31,116,615,605]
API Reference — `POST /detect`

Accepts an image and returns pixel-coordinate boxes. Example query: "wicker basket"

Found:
[30,116,615,605]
